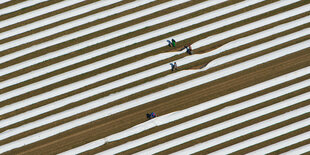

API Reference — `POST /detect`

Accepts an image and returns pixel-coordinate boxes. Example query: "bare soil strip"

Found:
[0,0,64,22]
[0,29,307,128]
[0,0,276,99]
[193,112,310,155]
[0,0,101,36]
[1,2,306,108]
[0,0,154,48]
[3,49,309,154]
[1,1,309,154]
[0,30,307,137]
[0,0,27,10]
[1,3,307,98]
[88,77,310,155]
[0,36,308,140]
[0,0,131,44]
[0,0,240,73]
[230,124,310,154]
[144,102,310,155]
[0,0,196,61]
[302,151,310,155]
[268,138,310,154]
[3,12,308,96]
[179,23,309,70]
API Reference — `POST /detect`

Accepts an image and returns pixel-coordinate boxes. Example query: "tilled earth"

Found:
[0,0,309,154]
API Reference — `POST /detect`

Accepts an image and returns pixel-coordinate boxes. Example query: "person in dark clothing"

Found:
[185,44,193,55]
[179,44,193,55]
[170,62,178,71]
[146,112,157,119]
[170,63,175,71]
[146,113,151,119]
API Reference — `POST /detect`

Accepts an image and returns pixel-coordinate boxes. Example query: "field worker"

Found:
[189,44,192,51]
[146,112,157,119]
[146,113,151,119]
[186,45,192,55]
[174,62,178,70]
[151,112,157,118]
[170,63,175,71]
[167,40,172,47]
[172,39,176,47]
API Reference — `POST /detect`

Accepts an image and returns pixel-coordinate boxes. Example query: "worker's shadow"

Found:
[179,47,186,51]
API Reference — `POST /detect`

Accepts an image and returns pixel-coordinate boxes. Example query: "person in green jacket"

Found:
[172,39,176,47]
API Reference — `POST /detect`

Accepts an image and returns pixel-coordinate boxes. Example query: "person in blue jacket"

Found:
[167,39,176,47]
[170,62,178,72]
[146,112,157,119]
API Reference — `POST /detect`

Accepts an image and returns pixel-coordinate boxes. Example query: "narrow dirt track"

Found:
[5,49,309,155]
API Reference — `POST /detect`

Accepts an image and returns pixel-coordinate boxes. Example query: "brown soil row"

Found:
[0,0,105,35]
[0,26,307,135]
[1,0,242,82]
[152,90,310,154]
[0,0,155,46]
[302,151,310,155]
[0,0,278,106]
[302,152,310,155]
[0,0,27,10]
[88,77,310,155]
[2,23,307,124]
[1,0,308,154]
[3,0,229,45]
[0,0,206,62]
[8,1,307,91]
[3,48,309,154]
[194,112,310,155]
[2,7,308,102]
[106,53,309,154]
[1,1,309,154]
[267,138,310,154]
[94,49,310,155]
[3,5,308,123]
[149,102,310,155]
[0,0,282,75]
[1,34,308,137]
[230,124,310,154]
[30,53,310,155]
[180,23,309,71]
[1,2,307,107]
[0,0,64,22]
